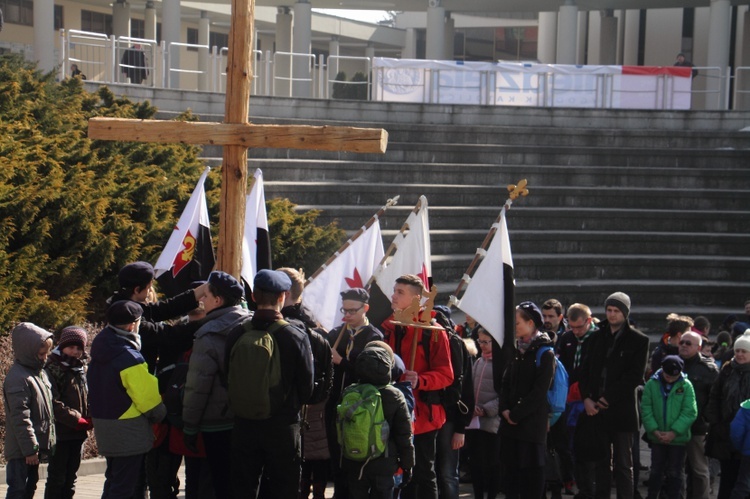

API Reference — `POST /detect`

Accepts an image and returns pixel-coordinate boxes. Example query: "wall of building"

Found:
[644,8,683,67]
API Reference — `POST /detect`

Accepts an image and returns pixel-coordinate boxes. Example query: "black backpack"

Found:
[430,310,466,408]
[306,326,333,405]
[160,351,191,429]
[393,310,466,410]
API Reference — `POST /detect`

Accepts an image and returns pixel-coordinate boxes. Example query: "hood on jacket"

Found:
[196,305,249,338]
[530,331,554,350]
[355,343,393,385]
[12,322,53,371]
[91,326,140,364]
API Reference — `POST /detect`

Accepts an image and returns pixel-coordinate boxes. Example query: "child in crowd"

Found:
[642,355,698,499]
[466,327,501,499]
[341,341,414,499]
[44,326,92,499]
[3,323,56,498]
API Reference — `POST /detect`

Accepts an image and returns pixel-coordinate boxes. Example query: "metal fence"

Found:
[57,31,748,110]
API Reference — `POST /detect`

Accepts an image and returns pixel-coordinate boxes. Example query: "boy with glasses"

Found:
[326,288,384,498]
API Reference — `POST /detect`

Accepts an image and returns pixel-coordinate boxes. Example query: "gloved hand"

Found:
[399,469,412,489]
[75,417,92,431]
[183,432,199,454]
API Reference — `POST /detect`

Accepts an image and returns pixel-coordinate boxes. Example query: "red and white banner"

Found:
[372,59,692,110]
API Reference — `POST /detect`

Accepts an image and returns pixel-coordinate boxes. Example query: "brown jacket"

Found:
[45,349,89,442]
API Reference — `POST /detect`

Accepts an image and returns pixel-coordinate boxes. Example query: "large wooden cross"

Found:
[88,0,387,279]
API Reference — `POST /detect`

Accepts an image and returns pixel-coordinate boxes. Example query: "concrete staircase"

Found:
[135,88,750,335]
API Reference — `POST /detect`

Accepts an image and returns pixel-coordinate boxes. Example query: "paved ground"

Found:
[0,442,718,498]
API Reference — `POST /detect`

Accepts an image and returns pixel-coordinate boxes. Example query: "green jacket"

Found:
[642,370,698,445]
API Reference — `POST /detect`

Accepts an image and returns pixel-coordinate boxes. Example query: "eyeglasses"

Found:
[477,340,492,346]
[340,306,364,315]
[679,340,693,346]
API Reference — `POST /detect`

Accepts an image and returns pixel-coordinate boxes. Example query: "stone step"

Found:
[380,230,750,258]
[304,205,750,233]
[429,253,750,282]
[513,279,744,309]
[427,280,743,334]
[155,96,750,132]
[213,142,748,168]
[208,157,749,190]
[267,182,748,211]
[244,117,750,150]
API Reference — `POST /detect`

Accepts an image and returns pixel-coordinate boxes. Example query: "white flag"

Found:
[241,169,271,289]
[372,195,432,299]
[457,210,514,346]
[301,221,385,331]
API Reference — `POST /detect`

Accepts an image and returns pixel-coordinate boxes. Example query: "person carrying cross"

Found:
[380,274,453,499]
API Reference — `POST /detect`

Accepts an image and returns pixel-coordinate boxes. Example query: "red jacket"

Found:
[382,314,454,434]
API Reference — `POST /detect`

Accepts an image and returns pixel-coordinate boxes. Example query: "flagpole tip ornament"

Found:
[507,179,530,200]
[387,195,400,207]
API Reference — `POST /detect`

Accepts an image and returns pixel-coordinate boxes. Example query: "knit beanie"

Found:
[58,326,87,350]
[733,330,750,352]
[605,292,631,318]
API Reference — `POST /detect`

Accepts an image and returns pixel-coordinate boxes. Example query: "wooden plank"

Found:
[216,0,254,277]
[88,118,389,154]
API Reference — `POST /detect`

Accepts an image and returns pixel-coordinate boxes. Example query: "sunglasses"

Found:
[679,340,693,346]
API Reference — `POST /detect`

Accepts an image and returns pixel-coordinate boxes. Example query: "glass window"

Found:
[0,0,34,27]
[81,9,113,36]
[54,5,63,30]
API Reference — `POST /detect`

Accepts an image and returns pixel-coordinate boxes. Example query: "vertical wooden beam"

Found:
[217,0,255,278]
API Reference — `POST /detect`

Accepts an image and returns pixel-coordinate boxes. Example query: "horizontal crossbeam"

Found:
[88,118,389,154]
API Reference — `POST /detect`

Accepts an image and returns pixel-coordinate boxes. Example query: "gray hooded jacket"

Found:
[3,323,56,460]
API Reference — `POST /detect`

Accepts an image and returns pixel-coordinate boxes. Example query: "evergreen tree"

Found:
[0,55,343,331]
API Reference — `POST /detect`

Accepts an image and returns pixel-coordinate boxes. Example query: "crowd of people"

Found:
[4,261,750,499]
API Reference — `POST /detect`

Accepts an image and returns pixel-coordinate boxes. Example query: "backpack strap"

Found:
[536,346,552,367]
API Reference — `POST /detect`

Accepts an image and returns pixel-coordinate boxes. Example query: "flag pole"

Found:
[306,196,400,285]
[365,196,424,289]
[448,179,529,306]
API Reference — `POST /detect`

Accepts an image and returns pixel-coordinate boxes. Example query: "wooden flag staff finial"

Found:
[507,179,530,202]
[448,179,530,306]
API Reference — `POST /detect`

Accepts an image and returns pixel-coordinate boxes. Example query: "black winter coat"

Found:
[343,344,415,478]
[578,320,649,432]
[499,333,555,444]
[682,353,718,435]
[705,360,750,459]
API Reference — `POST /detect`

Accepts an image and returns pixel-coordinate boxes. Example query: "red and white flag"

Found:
[301,221,385,331]
[154,167,215,297]
[368,196,432,327]
[241,169,272,290]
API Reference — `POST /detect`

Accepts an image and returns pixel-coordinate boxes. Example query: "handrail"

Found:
[326,55,371,99]
[734,66,750,110]
[272,51,316,97]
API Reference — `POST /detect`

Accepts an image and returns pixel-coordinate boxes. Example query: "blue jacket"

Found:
[88,325,165,457]
[730,399,750,456]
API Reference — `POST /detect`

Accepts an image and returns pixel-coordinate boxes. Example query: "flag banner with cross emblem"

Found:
[368,196,432,328]
[241,168,272,290]
[301,219,385,331]
[154,166,215,297]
